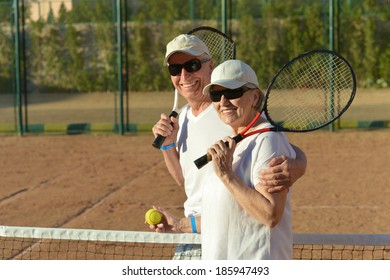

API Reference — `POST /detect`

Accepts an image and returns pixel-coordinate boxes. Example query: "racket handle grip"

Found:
[152,134,166,149]
[152,111,179,150]
[194,154,212,169]
[194,136,243,169]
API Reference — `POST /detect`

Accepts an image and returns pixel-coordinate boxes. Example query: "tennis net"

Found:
[1,225,389,260]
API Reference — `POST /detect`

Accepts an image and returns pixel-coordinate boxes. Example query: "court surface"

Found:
[0,130,389,234]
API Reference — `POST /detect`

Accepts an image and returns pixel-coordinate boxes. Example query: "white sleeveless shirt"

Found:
[177,104,232,217]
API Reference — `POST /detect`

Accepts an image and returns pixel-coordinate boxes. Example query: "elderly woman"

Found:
[200,60,295,260]
[151,60,296,260]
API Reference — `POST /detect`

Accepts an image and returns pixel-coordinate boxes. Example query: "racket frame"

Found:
[194,49,357,169]
[263,49,357,132]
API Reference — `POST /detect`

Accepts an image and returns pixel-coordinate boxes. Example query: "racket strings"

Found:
[194,32,235,67]
[266,52,355,131]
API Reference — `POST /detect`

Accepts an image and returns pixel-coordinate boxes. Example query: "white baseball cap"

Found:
[203,60,260,95]
[165,34,211,65]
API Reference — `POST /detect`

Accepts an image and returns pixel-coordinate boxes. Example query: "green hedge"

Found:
[0,0,389,94]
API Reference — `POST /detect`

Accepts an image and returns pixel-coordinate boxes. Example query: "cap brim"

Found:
[203,80,247,95]
[164,49,205,65]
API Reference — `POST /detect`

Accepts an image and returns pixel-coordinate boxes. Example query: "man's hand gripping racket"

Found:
[152,89,180,149]
[152,26,236,149]
[194,49,357,169]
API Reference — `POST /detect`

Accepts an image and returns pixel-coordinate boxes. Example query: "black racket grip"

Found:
[152,111,179,149]
[193,134,244,169]
[194,140,230,169]
[152,134,167,149]
[194,154,212,169]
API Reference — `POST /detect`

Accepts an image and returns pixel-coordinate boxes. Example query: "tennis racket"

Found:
[188,26,236,68]
[152,26,236,149]
[194,49,357,169]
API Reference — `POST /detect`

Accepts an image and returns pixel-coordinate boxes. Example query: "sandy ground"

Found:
[0,130,389,234]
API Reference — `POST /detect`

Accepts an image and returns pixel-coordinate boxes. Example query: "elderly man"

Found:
[151,34,307,259]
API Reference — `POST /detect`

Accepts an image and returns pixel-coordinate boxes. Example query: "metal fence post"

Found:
[117,0,124,134]
[329,0,335,132]
[14,0,23,135]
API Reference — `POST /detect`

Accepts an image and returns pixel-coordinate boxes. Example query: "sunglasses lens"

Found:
[210,88,246,102]
[224,89,245,100]
[168,59,203,76]
[184,60,201,73]
[210,93,222,102]
[168,65,182,76]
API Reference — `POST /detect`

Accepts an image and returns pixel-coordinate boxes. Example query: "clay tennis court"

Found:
[0,89,389,235]
[0,130,389,234]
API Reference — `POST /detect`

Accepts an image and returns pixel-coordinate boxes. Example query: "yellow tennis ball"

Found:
[145,209,162,225]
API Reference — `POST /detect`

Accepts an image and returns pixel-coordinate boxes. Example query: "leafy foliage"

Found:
[1,0,389,94]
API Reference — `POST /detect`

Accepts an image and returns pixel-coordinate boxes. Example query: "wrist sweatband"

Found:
[160,143,175,151]
[189,215,197,233]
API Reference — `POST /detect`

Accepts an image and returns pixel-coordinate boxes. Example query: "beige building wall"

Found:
[28,0,73,21]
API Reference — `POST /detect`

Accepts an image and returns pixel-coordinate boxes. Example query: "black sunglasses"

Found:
[168,58,211,76]
[209,86,252,102]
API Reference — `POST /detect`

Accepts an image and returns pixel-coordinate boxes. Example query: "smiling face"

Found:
[168,52,213,105]
[211,85,261,133]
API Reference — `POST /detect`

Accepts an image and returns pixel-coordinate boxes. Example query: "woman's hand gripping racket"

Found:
[152,26,236,149]
[194,49,357,169]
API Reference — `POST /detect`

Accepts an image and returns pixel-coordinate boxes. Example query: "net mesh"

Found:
[189,27,236,67]
[293,234,390,260]
[0,226,200,260]
[1,226,389,260]
[266,50,356,131]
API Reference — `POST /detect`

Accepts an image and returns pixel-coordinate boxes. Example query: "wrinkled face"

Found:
[210,85,260,130]
[168,52,213,103]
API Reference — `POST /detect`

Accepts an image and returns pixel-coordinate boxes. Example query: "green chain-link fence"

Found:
[1,0,389,135]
